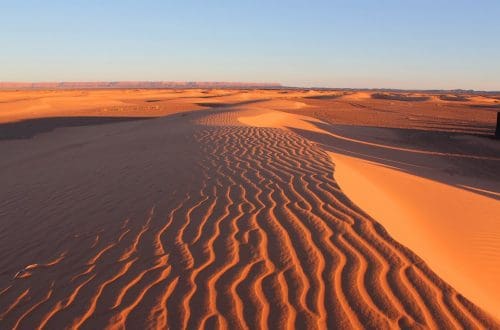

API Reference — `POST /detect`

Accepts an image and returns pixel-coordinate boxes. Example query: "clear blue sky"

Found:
[1,0,499,90]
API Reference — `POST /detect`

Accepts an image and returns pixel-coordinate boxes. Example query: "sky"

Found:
[1,0,499,90]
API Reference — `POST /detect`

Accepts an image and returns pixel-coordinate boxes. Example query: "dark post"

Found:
[496,112,500,138]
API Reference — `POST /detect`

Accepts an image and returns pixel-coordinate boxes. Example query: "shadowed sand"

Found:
[0,89,499,328]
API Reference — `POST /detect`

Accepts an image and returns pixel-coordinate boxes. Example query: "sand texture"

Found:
[0,89,499,328]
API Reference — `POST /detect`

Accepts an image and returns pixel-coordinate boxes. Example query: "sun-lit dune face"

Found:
[468,95,500,107]
[329,152,500,315]
[0,89,499,328]
[340,91,372,101]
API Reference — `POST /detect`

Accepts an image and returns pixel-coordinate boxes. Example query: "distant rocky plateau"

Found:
[0,81,282,90]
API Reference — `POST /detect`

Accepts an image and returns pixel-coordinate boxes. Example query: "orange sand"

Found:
[330,152,500,318]
[238,107,500,319]
[0,89,498,328]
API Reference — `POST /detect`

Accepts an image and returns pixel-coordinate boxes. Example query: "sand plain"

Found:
[0,89,499,328]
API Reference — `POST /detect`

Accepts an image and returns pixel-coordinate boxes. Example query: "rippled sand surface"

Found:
[0,89,498,328]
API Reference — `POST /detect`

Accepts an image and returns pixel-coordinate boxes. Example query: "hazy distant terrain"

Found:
[0,81,282,90]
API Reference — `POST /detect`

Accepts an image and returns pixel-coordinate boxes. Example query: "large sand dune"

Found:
[0,89,499,328]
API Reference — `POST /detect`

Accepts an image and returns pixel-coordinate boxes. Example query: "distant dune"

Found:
[439,94,470,102]
[371,92,430,102]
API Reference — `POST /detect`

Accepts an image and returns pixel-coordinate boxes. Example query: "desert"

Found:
[0,88,499,328]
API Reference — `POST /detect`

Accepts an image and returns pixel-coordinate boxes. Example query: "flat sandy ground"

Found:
[0,89,499,328]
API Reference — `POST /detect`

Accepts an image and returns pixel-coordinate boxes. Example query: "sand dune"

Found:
[237,107,500,320]
[0,89,498,328]
[330,152,500,317]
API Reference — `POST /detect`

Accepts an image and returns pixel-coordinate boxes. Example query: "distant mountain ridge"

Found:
[0,81,282,90]
[1,82,497,93]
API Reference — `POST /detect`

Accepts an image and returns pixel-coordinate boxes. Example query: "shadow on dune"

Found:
[371,93,430,102]
[288,121,500,199]
[0,116,152,140]
[195,98,270,108]
[471,104,500,109]
[404,118,495,136]
[303,94,343,100]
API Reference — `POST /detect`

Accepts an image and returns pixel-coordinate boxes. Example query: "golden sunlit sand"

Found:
[0,89,499,328]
